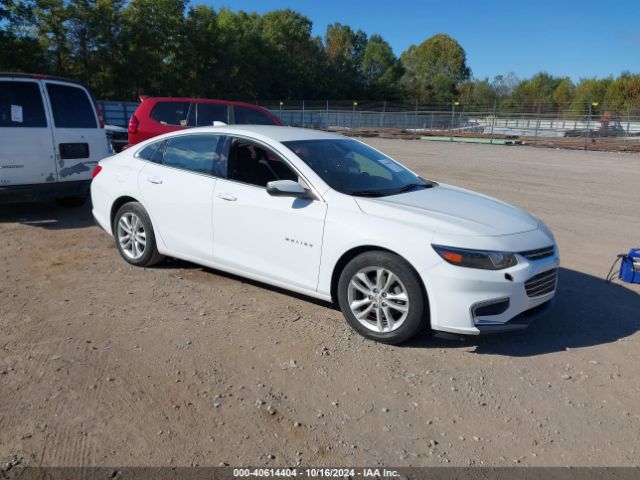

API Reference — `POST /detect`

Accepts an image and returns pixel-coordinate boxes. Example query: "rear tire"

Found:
[113,202,164,267]
[337,251,427,344]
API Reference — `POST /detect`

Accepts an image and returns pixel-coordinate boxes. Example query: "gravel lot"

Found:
[1,140,639,468]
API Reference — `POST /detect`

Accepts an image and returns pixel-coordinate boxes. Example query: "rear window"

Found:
[137,140,165,163]
[151,101,192,126]
[46,83,97,128]
[196,103,227,126]
[0,81,47,127]
[233,105,277,125]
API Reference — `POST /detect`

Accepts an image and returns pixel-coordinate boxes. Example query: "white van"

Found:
[0,73,109,206]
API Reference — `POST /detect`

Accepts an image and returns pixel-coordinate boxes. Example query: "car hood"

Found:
[354,183,539,237]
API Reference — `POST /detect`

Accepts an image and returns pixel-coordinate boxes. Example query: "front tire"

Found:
[337,251,427,344]
[113,202,164,267]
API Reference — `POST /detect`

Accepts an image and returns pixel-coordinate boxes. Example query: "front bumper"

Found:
[475,298,555,334]
[421,249,559,335]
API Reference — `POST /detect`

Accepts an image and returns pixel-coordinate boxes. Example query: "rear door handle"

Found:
[146,176,163,184]
[217,193,237,201]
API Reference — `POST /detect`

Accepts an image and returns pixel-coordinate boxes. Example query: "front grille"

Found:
[525,268,558,298]
[520,245,555,261]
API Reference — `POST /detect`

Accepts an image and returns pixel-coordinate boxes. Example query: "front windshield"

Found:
[282,139,431,197]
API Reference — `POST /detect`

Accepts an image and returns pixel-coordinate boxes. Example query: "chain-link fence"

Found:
[98,99,640,152]
[96,101,138,128]
[258,100,640,151]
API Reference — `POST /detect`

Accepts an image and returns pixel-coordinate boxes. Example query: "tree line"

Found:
[1,0,639,114]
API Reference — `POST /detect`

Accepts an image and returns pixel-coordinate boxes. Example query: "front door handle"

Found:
[146,176,163,184]
[217,193,237,201]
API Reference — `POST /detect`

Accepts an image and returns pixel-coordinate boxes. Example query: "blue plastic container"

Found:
[619,248,640,284]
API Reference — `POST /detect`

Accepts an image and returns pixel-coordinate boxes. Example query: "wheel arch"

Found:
[110,195,141,231]
[330,245,431,325]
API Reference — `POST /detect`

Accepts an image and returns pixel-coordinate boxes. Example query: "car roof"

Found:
[182,125,347,143]
[0,72,87,87]
[141,96,271,109]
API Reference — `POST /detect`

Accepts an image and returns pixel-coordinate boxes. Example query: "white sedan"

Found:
[91,125,559,343]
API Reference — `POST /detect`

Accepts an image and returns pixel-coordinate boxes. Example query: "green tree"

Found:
[324,22,368,98]
[176,4,220,98]
[552,77,575,109]
[512,72,562,111]
[65,0,125,97]
[214,8,269,99]
[260,9,324,99]
[0,0,46,72]
[400,33,471,105]
[570,77,611,115]
[120,0,187,98]
[604,73,640,114]
[458,78,497,109]
[33,0,71,75]
[361,34,403,99]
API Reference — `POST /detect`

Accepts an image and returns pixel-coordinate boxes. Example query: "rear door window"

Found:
[150,101,192,126]
[163,134,225,175]
[46,83,97,128]
[196,103,228,126]
[233,105,277,125]
[0,81,47,127]
[137,140,165,163]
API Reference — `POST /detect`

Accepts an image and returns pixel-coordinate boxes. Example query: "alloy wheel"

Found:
[117,212,147,260]
[346,266,409,333]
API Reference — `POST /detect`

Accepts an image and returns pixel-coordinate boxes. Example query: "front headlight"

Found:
[432,245,517,270]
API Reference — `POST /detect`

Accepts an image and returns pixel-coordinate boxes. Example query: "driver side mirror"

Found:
[266,180,310,198]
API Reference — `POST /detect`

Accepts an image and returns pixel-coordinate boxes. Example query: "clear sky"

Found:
[208,0,640,81]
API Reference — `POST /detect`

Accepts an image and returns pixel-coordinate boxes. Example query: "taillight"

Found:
[96,106,105,128]
[128,114,139,134]
[92,165,102,178]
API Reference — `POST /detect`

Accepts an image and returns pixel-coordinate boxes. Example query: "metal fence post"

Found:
[449,102,455,141]
[490,99,497,144]
[326,100,329,129]
[585,102,592,151]
[302,100,305,128]
[534,103,541,146]
[352,100,356,129]
[625,110,631,142]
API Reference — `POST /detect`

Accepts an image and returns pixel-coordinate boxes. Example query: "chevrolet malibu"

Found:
[91,125,559,344]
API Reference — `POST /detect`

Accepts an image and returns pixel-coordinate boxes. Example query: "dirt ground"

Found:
[1,140,639,468]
